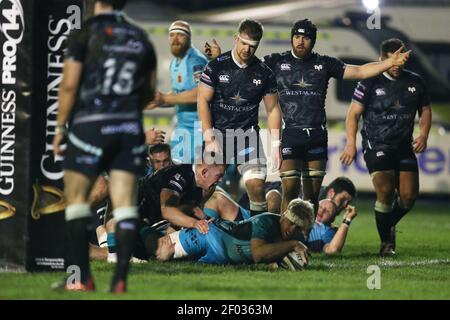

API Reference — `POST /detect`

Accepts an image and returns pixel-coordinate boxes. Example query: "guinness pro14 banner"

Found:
[0,0,85,271]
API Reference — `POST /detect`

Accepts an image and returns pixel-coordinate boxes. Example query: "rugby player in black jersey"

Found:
[206,19,410,217]
[138,160,226,233]
[340,38,432,256]
[198,19,282,217]
[261,19,411,216]
[52,0,157,293]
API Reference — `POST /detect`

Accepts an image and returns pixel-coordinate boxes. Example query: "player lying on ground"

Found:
[140,198,314,269]
[90,156,224,261]
[204,187,355,254]
[237,176,356,216]
[89,143,171,261]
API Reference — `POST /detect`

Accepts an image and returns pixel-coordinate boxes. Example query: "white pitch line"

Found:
[378,258,450,268]
[316,258,450,270]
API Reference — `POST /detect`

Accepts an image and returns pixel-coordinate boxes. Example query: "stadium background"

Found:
[0,0,449,299]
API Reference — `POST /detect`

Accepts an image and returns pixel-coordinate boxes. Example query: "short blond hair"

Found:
[283,198,315,235]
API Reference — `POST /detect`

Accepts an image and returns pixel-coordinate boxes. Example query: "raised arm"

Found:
[343,46,411,80]
[323,205,357,254]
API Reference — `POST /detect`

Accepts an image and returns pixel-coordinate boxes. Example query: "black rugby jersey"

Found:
[65,12,157,123]
[137,164,203,225]
[263,51,345,129]
[200,50,277,132]
[352,70,430,150]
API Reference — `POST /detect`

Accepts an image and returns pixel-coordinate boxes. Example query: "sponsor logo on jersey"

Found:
[408,87,416,93]
[314,64,323,71]
[375,88,386,96]
[280,63,291,71]
[282,147,292,155]
[308,147,325,154]
[253,79,261,86]
[217,55,230,62]
[219,74,229,83]
[376,151,385,157]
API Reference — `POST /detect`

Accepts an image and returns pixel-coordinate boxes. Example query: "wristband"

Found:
[342,218,352,226]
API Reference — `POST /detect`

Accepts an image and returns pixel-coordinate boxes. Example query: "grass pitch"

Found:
[1,200,449,300]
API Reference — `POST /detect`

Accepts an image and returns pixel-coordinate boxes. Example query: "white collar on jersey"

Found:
[290,49,314,60]
[231,49,248,69]
[382,72,397,81]
[291,49,302,59]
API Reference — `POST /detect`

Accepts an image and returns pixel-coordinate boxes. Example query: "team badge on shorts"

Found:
[282,147,292,155]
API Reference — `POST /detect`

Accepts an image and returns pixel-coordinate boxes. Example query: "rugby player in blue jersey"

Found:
[147,20,208,164]
[145,198,314,267]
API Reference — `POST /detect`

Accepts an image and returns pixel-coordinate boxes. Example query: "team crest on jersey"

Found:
[219,74,230,83]
[231,91,247,103]
[408,87,416,93]
[294,75,312,88]
[178,74,182,83]
[253,79,261,86]
[105,26,113,36]
[376,88,386,96]
[314,64,323,71]
[281,63,291,71]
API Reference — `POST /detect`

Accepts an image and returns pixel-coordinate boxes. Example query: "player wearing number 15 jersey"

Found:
[52,0,157,293]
